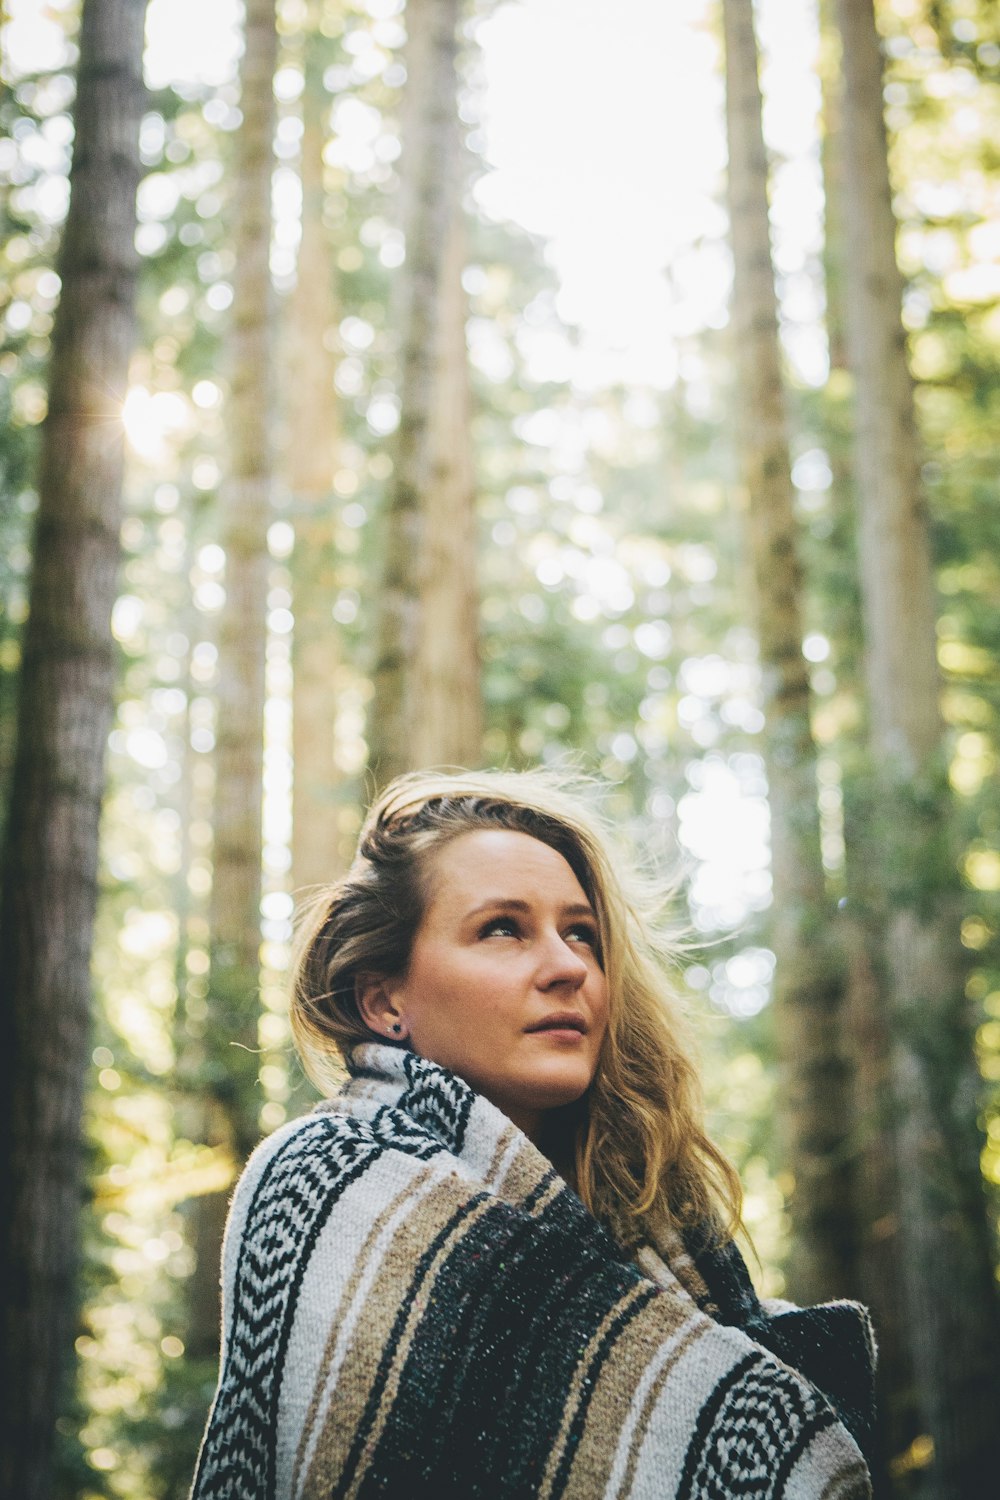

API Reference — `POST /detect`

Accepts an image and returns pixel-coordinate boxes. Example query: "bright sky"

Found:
[4,0,826,387]
[476,0,826,387]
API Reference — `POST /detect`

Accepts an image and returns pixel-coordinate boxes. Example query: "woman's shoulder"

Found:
[234,1096,439,1193]
[224,1096,456,1243]
[219,1110,362,1266]
[231,1103,369,1197]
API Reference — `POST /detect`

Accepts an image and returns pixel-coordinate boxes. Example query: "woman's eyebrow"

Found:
[465,898,532,917]
[464,898,595,918]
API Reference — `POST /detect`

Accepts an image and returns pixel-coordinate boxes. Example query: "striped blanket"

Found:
[192,1044,874,1498]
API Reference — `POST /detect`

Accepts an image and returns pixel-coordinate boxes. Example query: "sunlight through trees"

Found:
[1,0,998,1495]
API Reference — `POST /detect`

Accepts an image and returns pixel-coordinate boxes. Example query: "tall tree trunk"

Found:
[288,9,345,891]
[817,0,865,696]
[0,1,147,1493]
[818,2,913,1486]
[409,209,481,769]
[722,0,854,1305]
[190,0,278,1362]
[834,0,1000,1490]
[368,0,481,784]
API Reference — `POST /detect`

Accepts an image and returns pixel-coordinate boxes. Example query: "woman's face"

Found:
[368,829,609,1139]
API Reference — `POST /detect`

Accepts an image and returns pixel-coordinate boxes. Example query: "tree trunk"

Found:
[409,209,482,769]
[834,0,1000,1491]
[816,0,866,697]
[192,0,278,1360]
[817,3,913,1487]
[0,2,147,1493]
[722,0,854,1305]
[288,10,346,891]
[368,0,481,784]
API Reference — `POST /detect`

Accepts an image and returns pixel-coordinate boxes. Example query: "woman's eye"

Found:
[566,925,598,948]
[480,917,519,939]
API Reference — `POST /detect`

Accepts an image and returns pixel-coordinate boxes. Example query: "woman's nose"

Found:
[537,930,588,988]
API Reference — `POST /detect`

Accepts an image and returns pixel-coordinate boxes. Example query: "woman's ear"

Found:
[356,973,408,1041]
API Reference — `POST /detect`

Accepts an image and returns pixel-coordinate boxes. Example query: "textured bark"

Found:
[0,2,147,1493]
[834,1,1000,1491]
[838,906,913,1497]
[195,0,278,1357]
[834,2,939,765]
[368,0,481,785]
[409,209,482,769]
[207,0,276,1152]
[818,6,911,1488]
[817,0,865,690]
[818,0,849,382]
[722,0,854,1305]
[288,13,346,891]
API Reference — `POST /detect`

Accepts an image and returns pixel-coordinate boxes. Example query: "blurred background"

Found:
[1,0,998,1495]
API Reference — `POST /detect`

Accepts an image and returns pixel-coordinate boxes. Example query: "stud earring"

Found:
[390,1022,403,1035]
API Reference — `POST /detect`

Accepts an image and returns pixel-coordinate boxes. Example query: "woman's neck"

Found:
[533,1109,582,1186]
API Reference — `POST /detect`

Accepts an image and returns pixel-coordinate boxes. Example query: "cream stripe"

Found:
[607,1314,704,1499]
[292,1165,438,1497]
[536,1282,653,1500]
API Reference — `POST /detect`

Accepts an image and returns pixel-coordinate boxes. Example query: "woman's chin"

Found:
[485,1065,595,1123]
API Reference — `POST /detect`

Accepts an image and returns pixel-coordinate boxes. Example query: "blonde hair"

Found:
[291,768,742,1247]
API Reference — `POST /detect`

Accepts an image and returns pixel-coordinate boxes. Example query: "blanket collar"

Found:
[331,1042,499,1159]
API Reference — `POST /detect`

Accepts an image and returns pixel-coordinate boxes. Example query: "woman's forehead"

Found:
[423,829,590,908]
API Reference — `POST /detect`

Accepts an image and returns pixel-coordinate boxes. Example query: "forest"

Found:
[0,0,998,1495]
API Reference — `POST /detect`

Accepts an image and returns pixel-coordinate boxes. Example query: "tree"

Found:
[407,208,481,771]
[287,3,347,892]
[368,0,481,784]
[816,1,913,1482]
[0,1,148,1493]
[188,0,279,1361]
[721,0,854,1305]
[833,0,1000,1489]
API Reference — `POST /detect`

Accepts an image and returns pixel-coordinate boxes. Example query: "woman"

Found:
[192,769,875,1499]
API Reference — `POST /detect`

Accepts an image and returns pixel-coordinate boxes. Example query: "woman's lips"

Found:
[524,1013,587,1037]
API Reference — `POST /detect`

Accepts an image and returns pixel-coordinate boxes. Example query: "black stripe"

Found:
[356,1186,646,1498]
[401,1050,476,1153]
[676,1350,764,1500]
[521,1165,559,1216]
[772,1407,840,1496]
[676,1347,839,1500]
[549,1282,661,1500]
[193,1118,386,1500]
[262,1135,382,1495]
[337,1193,491,1496]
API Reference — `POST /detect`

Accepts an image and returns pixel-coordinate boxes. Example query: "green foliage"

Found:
[2,0,999,1491]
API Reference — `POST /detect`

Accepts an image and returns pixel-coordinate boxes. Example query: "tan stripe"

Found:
[495,1137,554,1205]
[344,1191,497,1500]
[536,1282,659,1500]
[291,1165,435,1495]
[300,1182,495,1499]
[527,1171,564,1219]
[613,1318,706,1498]
[819,1457,872,1499]
[642,1229,711,1306]
[483,1125,517,1188]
